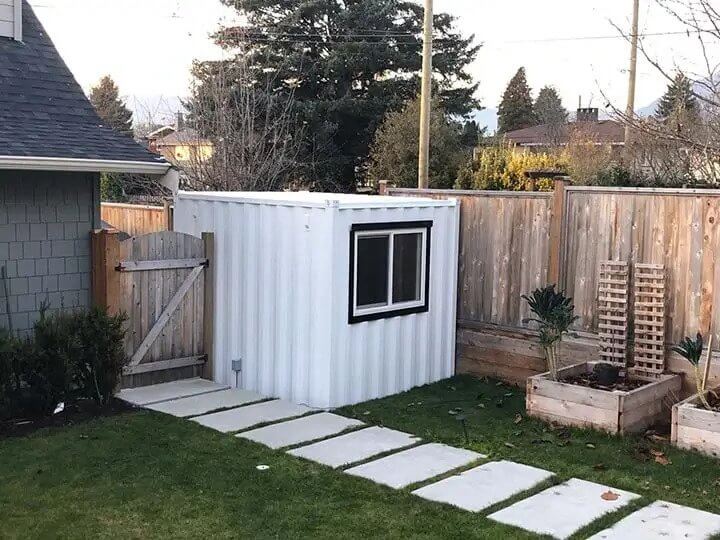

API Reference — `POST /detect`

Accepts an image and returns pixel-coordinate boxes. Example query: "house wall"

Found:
[0,170,99,334]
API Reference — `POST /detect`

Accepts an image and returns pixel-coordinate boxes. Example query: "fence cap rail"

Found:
[387,187,552,199]
[566,185,720,196]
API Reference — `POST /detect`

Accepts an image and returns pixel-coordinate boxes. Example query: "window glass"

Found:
[392,232,422,303]
[356,235,389,307]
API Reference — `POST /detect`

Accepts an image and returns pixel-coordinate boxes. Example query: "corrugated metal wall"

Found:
[175,194,459,408]
[329,205,460,407]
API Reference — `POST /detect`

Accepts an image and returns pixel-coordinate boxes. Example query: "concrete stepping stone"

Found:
[288,426,420,468]
[588,500,720,540]
[412,460,554,512]
[116,378,229,406]
[146,388,266,418]
[488,478,640,540]
[192,399,315,433]
[345,443,484,489]
[238,413,364,449]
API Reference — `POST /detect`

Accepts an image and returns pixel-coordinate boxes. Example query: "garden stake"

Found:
[702,333,713,393]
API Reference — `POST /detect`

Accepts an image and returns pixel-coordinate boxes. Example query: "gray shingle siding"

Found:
[0,171,98,334]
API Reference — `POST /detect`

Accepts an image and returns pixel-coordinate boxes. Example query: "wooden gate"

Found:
[91,229,214,388]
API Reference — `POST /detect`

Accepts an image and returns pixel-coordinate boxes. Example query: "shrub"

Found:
[1,307,128,418]
[23,310,79,415]
[72,308,128,405]
[456,143,568,191]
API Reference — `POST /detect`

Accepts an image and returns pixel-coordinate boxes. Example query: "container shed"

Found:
[174,191,459,408]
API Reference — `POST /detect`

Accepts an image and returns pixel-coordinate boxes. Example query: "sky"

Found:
[27,0,714,128]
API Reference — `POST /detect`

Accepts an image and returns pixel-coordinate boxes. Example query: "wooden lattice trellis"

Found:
[597,261,630,368]
[631,263,667,379]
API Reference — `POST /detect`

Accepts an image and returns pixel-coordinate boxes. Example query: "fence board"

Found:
[101,202,170,236]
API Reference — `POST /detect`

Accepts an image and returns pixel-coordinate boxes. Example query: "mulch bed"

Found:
[562,372,652,392]
[0,399,134,440]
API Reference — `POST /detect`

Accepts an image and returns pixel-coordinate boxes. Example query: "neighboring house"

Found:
[145,114,214,167]
[0,0,172,333]
[502,108,625,151]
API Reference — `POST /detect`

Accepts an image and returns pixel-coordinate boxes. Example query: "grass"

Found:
[2,375,720,539]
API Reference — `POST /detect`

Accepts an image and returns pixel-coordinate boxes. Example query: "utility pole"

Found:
[418,0,433,189]
[624,0,640,148]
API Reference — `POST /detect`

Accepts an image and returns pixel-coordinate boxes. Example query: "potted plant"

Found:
[671,333,720,456]
[524,285,682,434]
[522,285,578,381]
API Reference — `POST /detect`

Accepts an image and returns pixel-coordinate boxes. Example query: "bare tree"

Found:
[608,0,720,185]
[183,52,303,192]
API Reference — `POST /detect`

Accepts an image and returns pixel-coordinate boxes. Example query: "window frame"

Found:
[348,220,432,324]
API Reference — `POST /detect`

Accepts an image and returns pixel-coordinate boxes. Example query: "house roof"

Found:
[155,128,212,147]
[504,120,626,147]
[0,1,169,173]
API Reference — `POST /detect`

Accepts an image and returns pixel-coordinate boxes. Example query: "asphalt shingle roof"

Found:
[0,1,168,166]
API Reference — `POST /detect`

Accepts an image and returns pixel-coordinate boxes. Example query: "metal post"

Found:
[418,0,433,189]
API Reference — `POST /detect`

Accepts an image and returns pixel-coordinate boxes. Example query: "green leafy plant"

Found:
[522,285,579,381]
[673,333,713,410]
[71,308,128,405]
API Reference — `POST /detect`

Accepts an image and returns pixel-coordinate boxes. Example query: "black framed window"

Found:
[349,221,432,323]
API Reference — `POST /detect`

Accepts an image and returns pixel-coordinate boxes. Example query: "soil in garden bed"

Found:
[562,372,652,392]
[0,399,135,440]
[699,391,720,412]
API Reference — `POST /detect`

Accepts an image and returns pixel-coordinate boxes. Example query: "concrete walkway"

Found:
[118,378,720,540]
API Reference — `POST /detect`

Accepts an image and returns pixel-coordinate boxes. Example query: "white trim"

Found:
[13,0,21,41]
[0,155,170,174]
[352,227,427,318]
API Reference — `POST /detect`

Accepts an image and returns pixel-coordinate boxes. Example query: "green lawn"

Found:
[2,375,720,539]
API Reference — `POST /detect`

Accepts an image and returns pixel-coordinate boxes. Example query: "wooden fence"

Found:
[101,202,172,236]
[387,182,720,393]
[91,229,214,388]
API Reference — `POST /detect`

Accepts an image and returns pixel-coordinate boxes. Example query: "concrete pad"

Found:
[116,378,229,406]
[488,478,640,540]
[345,443,483,489]
[589,500,720,540]
[145,389,266,418]
[412,460,554,512]
[192,400,315,433]
[288,426,420,468]
[238,413,365,449]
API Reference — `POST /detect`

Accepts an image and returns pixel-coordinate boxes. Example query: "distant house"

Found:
[146,114,214,167]
[503,108,625,151]
[0,0,172,333]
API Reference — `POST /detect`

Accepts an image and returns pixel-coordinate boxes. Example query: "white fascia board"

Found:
[0,156,171,175]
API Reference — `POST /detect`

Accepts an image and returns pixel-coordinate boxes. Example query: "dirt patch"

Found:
[0,399,135,440]
[562,372,652,392]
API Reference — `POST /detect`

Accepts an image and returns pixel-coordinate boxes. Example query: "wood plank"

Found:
[129,265,205,365]
[529,377,619,410]
[117,258,208,272]
[202,233,215,380]
[123,355,206,375]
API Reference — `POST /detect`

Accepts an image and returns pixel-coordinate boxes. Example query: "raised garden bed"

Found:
[526,362,682,434]
[671,388,720,457]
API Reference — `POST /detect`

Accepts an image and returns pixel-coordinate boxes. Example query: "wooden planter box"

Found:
[671,389,720,457]
[526,362,682,434]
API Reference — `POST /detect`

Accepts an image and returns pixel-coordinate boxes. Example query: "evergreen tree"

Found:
[656,73,698,120]
[191,0,480,192]
[498,67,536,133]
[88,75,134,136]
[534,86,568,126]
[367,98,465,189]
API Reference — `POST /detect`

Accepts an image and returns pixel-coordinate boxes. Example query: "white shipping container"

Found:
[174,191,459,408]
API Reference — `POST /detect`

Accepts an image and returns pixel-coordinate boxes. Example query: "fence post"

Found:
[547,177,568,287]
[202,232,215,381]
[163,198,174,231]
[378,180,389,196]
[91,228,122,314]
